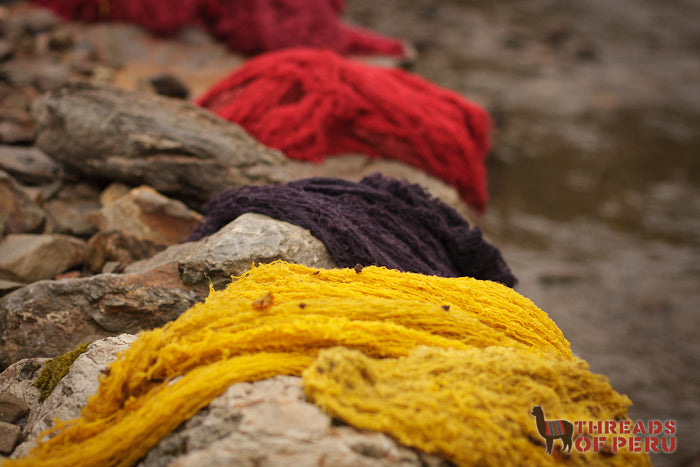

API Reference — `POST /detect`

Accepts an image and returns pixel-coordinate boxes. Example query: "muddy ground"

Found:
[344,1,700,465]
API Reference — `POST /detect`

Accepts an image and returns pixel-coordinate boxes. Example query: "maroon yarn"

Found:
[188,174,516,287]
[31,0,407,56]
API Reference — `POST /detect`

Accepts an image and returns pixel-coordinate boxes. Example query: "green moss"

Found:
[33,343,91,402]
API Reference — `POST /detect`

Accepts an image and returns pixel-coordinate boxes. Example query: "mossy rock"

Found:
[33,343,90,402]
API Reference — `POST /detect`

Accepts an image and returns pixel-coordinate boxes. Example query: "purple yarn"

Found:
[188,174,516,287]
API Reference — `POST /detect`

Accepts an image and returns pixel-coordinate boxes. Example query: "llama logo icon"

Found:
[531,405,574,454]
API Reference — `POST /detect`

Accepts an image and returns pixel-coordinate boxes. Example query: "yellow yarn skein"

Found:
[304,346,650,467]
[9,261,573,467]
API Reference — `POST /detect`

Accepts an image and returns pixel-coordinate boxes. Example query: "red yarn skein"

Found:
[197,49,491,212]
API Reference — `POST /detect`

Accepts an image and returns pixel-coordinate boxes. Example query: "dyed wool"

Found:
[31,0,407,56]
[31,0,200,35]
[196,49,491,211]
[9,262,570,467]
[199,0,406,56]
[188,174,516,286]
[304,346,650,467]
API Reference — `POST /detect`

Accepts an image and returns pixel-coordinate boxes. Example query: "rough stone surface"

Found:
[0,393,29,424]
[0,170,45,234]
[0,233,86,283]
[0,279,23,298]
[86,230,166,273]
[98,182,131,207]
[126,213,336,289]
[0,146,64,185]
[87,185,203,245]
[141,376,439,467]
[33,82,291,204]
[0,420,21,455]
[0,358,46,419]
[0,262,207,370]
[8,334,136,459]
[44,198,100,237]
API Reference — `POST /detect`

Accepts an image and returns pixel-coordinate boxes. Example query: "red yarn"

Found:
[31,0,406,57]
[197,49,491,212]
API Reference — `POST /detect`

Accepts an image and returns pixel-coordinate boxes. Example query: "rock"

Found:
[0,393,29,424]
[0,233,85,283]
[0,420,20,454]
[0,170,45,234]
[86,230,166,273]
[0,358,46,420]
[16,334,137,457]
[0,213,335,369]
[87,185,203,245]
[98,182,131,207]
[0,146,64,185]
[0,262,207,370]
[141,376,432,467]
[33,82,291,204]
[0,85,37,144]
[0,57,69,91]
[0,213,4,237]
[0,279,23,298]
[148,73,190,99]
[44,199,99,237]
[126,213,336,289]
[0,108,36,144]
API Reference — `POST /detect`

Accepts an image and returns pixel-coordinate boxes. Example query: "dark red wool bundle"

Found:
[197,49,491,212]
[187,174,515,287]
[199,0,405,56]
[32,0,200,36]
[31,0,406,57]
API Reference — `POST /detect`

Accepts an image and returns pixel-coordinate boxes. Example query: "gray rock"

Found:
[0,233,86,283]
[0,420,20,455]
[0,146,64,185]
[44,198,99,237]
[86,185,203,245]
[0,57,69,91]
[0,279,24,298]
[126,213,336,289]
[33,82,291,204]
[141,376,432,467]
[0,170,45,234]
[0,262,207,370]
[85,230,165,273]
[0,393,29,424]
[9,334,136,459]
[0,358,46,419]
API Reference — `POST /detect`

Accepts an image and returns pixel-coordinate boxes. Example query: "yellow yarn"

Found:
[9,261,576,466]
[303,346,651,467]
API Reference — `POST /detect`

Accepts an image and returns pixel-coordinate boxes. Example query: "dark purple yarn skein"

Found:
[188,174,516,287]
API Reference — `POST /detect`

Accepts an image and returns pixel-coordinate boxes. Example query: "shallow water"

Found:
[345,0,700,465]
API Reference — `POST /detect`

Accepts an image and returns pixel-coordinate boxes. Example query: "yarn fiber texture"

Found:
[9,262,572,467]
[187,174,516,287]
[196,48,491,211]
[304,346,650,467]
[31,0,407,56]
